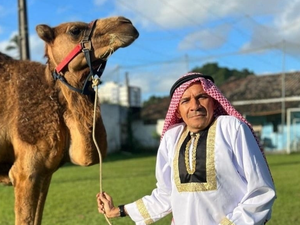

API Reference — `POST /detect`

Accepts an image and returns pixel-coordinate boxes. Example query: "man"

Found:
[97,72,276,225]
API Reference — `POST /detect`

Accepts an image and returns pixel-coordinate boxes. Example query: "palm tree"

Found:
[5,34,20,59]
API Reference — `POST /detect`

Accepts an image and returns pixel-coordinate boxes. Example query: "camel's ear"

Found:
[36,24,54,43]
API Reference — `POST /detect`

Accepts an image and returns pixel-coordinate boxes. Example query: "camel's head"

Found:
[36,16,139,82]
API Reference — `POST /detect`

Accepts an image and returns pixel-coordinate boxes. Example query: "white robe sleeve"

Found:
[221,121,276,225]
[125,132,174,224]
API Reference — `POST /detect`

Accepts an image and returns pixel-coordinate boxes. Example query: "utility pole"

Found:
[18,0,30,60]
[125,72,130,107]
[281,40,286,151]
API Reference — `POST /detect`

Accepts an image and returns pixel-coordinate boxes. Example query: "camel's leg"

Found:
[9,148,58,225]
[34,175,52,225]
[10,162,41,225]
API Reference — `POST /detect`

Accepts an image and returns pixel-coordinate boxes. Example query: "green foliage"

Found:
[0,152,299,225]
[143,96,165,107]
[5,35,20,59]
[191,62,254,86]
[5,35,19,51]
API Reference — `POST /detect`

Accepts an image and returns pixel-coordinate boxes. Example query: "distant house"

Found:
[219,72,300,120]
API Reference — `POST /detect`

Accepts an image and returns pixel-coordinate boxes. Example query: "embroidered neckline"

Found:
[184,132,200,174]
[173,119,218,192]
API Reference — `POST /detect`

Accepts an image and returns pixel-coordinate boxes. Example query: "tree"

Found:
[191,62,254,86]
[143,96,165,107]
[5,34,20,59]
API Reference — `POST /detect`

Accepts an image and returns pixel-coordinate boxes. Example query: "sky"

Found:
[1,0,300,101]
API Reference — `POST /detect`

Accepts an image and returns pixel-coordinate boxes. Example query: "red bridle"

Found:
[52,20,107,95]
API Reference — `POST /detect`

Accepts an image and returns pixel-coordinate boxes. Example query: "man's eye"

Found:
[199,94,209,99]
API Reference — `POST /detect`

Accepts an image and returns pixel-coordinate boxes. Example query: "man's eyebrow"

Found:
[180,92,208,100]
[191,92,208,97]
[180,96,190,101]
[197,92,209,96]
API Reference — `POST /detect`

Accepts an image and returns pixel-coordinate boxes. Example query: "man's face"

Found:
[177,82,215,133]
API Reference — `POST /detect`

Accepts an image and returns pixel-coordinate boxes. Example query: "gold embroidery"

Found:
[184,132,200,174]
[136,199,154,224]
[220,217,236,225]
[173,119,217,192]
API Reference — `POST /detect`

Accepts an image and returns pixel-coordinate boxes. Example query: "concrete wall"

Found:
[100,103,125,153]
[101,104,161,153]
[131,120,159,148]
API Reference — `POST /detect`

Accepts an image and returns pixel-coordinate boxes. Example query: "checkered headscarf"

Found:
[161,72,263,153]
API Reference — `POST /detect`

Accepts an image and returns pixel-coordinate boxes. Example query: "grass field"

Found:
[0,152,299,225]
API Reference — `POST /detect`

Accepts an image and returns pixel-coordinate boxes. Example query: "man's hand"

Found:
[96,192,120,218]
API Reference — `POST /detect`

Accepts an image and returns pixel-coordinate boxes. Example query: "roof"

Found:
[141,97,170,123]
[219,72,300,115]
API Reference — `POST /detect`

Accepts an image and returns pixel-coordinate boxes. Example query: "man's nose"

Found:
[190,98,201,110]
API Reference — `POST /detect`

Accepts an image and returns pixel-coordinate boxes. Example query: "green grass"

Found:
[0,152,299,225]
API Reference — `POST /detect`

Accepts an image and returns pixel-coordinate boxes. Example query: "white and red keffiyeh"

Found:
[162,72,263,153]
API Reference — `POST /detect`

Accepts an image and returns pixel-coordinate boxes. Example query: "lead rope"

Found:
[92,77,113,225]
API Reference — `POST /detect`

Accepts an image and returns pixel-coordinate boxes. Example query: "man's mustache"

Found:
[188,109,207,117]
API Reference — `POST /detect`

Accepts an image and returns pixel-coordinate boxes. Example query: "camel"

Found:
[0,16,138,225]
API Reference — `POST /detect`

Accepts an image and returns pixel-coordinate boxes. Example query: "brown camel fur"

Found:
[0,16,138,225]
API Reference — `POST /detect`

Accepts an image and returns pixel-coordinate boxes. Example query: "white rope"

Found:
[92,77,113,225]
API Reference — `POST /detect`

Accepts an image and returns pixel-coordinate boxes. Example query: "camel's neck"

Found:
[59,78,105,165]
[45,67,106,166]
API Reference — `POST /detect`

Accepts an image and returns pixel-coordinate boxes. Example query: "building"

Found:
[98,81,142,107]
[98,79,143,153]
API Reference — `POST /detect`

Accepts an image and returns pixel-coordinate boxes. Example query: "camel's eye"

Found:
[69,27,82,37]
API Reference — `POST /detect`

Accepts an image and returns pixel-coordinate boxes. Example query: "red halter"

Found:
[52,20,107,95]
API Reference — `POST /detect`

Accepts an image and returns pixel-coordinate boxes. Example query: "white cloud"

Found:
[179,24,231,50]
[111,0,300,55]
[113,0,284,30]
[239,0,300,56]
[30,34,46,63]
[274,0,300,39]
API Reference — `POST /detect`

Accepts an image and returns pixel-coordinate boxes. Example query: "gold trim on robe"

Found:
[173,120,217,192]
[136,198,154,224]
[220,217,236,225]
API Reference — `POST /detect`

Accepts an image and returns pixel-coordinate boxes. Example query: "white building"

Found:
[98,81,141,107]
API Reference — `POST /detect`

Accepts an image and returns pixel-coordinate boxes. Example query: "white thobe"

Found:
[125,115,276,225]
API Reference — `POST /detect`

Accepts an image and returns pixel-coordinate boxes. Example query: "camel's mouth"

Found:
[119,34,139,47]
[96,46,115,61]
